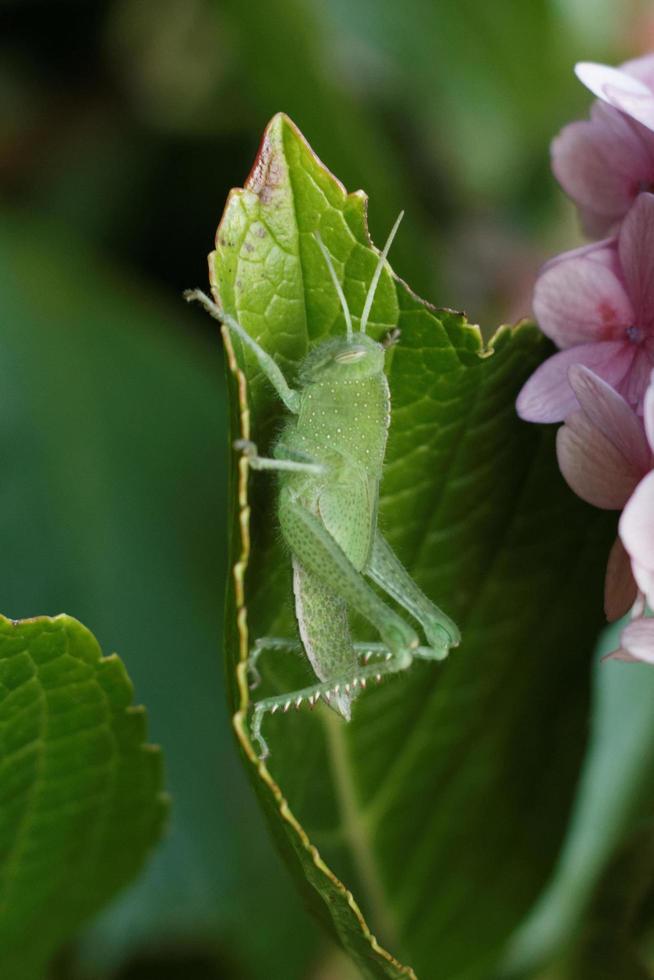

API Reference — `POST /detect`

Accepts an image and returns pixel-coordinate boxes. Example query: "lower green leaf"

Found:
[0,614,167,978]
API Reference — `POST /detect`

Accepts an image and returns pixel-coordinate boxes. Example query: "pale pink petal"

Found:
[551,115,648,227]
[533,253,633,348]
[618,617,654,663]
[516,342,634,423]
[631,558,654,605]
[644,375,654,451]
[556,410,641,508]
[622,53,654,90]
[618,193,654,328]
[576,62,654,132]
[590,102,654,178]
[604,536,638,621]
[619,469,654,598]
[603,89,654,133]
[567,364,650,471]
[592,105,654,206]
[576,61,653,101]
[620,346,654,414]
[540,236,618,274]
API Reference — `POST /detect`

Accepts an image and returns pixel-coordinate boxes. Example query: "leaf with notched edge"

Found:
[210,113,614,979]
[0,614,166,979]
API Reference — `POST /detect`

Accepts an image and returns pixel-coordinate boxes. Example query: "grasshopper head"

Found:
[309,212,403,387]
[298,334,385,385]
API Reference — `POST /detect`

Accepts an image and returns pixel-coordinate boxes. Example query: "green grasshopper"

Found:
[187,214,460,758]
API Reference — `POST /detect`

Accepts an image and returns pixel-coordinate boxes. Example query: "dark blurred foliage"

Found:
[1,0,653,977]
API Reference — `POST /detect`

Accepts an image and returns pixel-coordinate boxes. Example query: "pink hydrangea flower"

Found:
[552,55,654,235]
[516,192,654,424]
[556,364,649,620]
[556,364,654,660]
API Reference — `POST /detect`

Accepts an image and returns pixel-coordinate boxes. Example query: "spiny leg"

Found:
[356,641,448,663]
[251,648,416,759]
[247,637,442,690]
[278,487,420,659]
[367,531,460,651]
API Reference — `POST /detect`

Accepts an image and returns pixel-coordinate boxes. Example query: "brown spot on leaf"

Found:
[246,130,282,204]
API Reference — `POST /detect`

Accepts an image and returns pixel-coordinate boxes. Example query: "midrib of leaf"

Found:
[323,710,400,950]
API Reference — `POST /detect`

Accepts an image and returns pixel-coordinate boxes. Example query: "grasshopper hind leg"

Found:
[367,531,460,652]
[250,649,417,760]
[292,557,358,720]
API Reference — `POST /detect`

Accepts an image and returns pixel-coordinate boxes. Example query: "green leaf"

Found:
[212,113,614,979]
[0,613,167,979]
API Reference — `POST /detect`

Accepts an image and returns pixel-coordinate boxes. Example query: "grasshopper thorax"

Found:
[297,334,385,387]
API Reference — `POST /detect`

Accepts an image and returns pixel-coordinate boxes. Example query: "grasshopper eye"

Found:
[334,348,367,364]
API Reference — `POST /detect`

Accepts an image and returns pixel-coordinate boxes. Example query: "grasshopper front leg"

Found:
[184,289,300,414]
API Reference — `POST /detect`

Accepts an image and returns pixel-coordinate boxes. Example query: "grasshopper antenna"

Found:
[359,211,404,335]
[314,231,353,340]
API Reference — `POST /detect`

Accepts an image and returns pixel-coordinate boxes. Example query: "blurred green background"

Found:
[2,1,653,977]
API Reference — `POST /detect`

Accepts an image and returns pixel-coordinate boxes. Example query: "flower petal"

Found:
[567,364,650,470]
[533,252,633,349]
[620,346,654,414]
[576,61,653,99]
[540,236,619,274]
[618,617,654,663]
[516,342,634,423]
[576,62,654,131]
[644,374,654,451]
[632,558,654,604]
[621,53,654,89]
[551,112,649,228]
[556,410,641,508]
[619,469,654,601]
[604,536,638,621]
[618,192,654,328]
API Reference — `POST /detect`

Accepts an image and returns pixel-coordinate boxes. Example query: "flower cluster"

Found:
[517,55,654,661]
